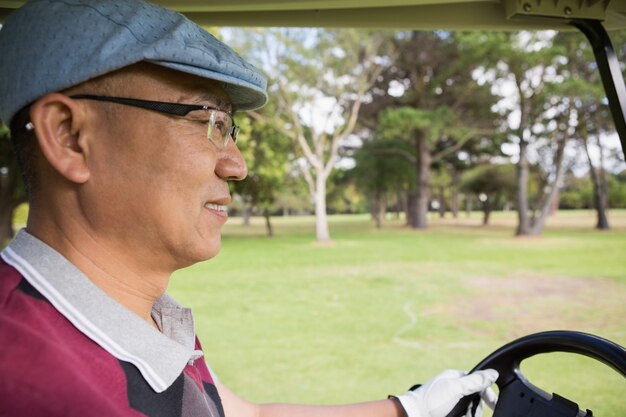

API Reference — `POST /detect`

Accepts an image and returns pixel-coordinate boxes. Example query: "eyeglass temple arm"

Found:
[70,94,194,116]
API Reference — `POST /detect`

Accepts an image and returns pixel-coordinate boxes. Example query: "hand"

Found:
[393,369,498,417]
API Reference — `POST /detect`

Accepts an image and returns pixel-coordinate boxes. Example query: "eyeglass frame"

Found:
[67,94,240,147]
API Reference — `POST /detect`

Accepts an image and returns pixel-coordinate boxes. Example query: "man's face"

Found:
[78,64,247,272]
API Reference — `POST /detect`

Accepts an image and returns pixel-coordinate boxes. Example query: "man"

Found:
[0,1,498,416]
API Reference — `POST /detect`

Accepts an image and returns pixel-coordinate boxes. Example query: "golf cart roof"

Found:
[1,0,626,30]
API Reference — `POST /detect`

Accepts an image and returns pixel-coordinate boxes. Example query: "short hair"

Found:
[9,105,38,199]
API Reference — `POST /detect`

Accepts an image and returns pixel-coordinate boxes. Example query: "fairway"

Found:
[169,210,626,416]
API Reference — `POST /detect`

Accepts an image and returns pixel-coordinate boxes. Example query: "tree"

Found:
[272,181,313,216]
[365,31,499,229]
[352,138,415,227]
[232,28,395,241]
[460,163,516,225]
[608,171,626,208]
[325,168,365,215]
[470,31,575,235]
[552,30,625,230]
[231,109,294,236]
[525,89,573,234]
[430,133,504,219]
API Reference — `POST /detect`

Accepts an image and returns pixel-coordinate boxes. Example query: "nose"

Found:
[215,140,248,181]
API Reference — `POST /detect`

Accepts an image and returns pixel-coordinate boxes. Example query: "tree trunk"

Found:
[263,208,273,237]
[407,193,417,227]
[410,130,431,229]
[451,170,460,218]
[395,191,403,219]
[465,194,472,218]
[550,189,560,215]
[516,137,530,236]
[371,195,380,228]
[372,201,381,228]
[314,171,331,241]
[437,185,446,218]
[242,201,251,226]
[583,136,610,230]
[529,136,567,235]
[407,136,420,229]
[481,200,492,225]
[597,169,610,230]
[372,190,386,229]
[402,193,411,226]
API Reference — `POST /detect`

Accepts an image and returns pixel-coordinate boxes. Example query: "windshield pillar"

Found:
[571,19,626,157]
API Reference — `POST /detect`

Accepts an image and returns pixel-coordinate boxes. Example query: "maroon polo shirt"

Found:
[0,230,225,417]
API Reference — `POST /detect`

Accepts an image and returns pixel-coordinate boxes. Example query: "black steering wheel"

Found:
[445,331,626,417]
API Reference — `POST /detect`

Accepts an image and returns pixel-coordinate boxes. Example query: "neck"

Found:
[26,211,170,326]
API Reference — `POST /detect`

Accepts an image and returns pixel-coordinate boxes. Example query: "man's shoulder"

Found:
[0,255,119,365]
[0,255,32,303]
[0,257,133,415]
[0,255,63,334]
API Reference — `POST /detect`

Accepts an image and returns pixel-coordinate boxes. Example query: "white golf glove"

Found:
[392,369,499,417]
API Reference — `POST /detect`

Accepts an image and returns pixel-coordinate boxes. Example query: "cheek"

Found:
[112,126,189,185]
[89,120,216,211]
[140,153,219,231]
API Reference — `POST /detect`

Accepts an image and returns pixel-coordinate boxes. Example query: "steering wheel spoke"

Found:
[445,331,626,417]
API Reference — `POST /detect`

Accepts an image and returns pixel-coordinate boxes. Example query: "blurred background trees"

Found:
[2,28,625,243]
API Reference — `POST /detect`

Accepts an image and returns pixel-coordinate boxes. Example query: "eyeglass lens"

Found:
[207,110,238,147]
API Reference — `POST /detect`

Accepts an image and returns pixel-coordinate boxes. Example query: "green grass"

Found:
[10,207,626,413]
[168,210,626,416]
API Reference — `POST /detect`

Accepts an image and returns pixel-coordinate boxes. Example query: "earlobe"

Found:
[30,93,91,184]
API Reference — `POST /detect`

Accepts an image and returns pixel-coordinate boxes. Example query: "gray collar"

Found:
[1,230,202,393]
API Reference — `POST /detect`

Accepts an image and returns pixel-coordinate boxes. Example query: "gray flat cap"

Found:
[0,0,268,124]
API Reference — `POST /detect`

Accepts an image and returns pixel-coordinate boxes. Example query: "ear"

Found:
[29,93,90,184]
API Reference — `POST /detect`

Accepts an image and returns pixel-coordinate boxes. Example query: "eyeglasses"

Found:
[69,94,240,148]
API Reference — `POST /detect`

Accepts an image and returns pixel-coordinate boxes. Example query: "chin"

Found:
[184,238,222,266]
[169,227,222,269]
